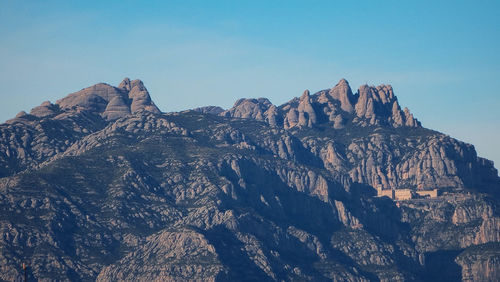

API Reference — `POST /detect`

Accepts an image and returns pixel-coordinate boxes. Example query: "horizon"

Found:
[1,0,499,168]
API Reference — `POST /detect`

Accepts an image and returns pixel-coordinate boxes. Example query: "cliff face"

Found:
[221,79,497,193]
[0,78,498,281]
[455,244,500,282]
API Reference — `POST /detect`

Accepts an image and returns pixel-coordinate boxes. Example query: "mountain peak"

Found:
[221,97,272,121]
[329,79,354,113]
[118,77,132,90]
[130,79,146,91]
[55,78,160,120]
[337,78,349,85]
[221,78,419,129]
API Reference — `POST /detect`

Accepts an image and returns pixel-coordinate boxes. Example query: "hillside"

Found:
[0,78,498,281]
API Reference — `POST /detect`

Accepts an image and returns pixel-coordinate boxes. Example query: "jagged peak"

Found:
[357,84,372,95]
[330,79,354,113]
[118,78,146,92]
[357,83,394,97]
[118,77,131,91]
[53,78,160,121]
[337,78,350,86]
[222,97,274,121]
[130,79,146,92]
[219,78,420,129]
[376,83,392,90]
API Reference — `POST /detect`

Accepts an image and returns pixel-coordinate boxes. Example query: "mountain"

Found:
[0,78,498,281]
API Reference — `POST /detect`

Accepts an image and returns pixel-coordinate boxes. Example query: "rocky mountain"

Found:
[220,79,420,129]
[0,78,498,281]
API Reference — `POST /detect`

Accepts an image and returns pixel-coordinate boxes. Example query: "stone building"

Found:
[376,187,439,201]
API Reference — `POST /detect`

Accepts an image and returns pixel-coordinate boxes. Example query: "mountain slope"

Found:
[0,78,498,281]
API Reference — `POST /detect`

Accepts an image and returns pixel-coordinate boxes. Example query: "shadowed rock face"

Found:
[192,106,225,115]
[57,78,160,120]
[0,78,498,281]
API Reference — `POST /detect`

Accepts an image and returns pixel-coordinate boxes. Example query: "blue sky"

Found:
[1,0,499,168]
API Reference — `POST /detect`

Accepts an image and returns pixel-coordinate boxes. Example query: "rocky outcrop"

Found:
[0,107,107,177]
[329,79,354,113]
[97,229,225,281]
[353,84,419,127]
[298,129,500,194]
[102,95,131,120]
[222,79,420,129]
[29,101,60,118]
[283,90,318,129]
[57,78,160,120]
[221,98,273,121]
[456,244,500,282]
[264,105,279,127]
[128,79,161,114]
[0,78,162,177]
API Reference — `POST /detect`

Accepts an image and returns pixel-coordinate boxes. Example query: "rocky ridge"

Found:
[220,79,420,130]
[0,78,498,281]
[57,77,160,120]
[0,78,160,177]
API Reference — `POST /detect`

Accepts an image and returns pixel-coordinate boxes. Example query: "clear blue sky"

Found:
[1,0,499,169]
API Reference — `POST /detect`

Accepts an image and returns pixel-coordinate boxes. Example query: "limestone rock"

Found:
[221,79,421,129]
[14,111,29,119]
[456,246,500,282]
[329,78,354,113]
[220,98,273,121]
[102,95,131,120]
[56,78,160,121]
[355,85,373,119]
[284,108,299,129]
[97,229,225,281]
[391,101,404,126]
[333,114,344,129]
[29,101,59,118]
[263,105,279,127]
[57,83,120,112]
[296,90,317,127]
[128,80,161,114]
[118,77,132,91]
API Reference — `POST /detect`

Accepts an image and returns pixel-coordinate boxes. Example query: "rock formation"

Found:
[221,98,273,121]
[329,78,354,113]
[57,78,160,120]
[0,78,498,281]
[222,79,420,129]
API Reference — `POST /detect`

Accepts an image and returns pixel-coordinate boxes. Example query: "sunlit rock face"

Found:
[223,78,420,130]
[0,78,498,281]
[57,77,160,121]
